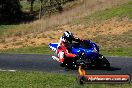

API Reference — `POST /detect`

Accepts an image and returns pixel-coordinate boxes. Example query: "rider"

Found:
[52,31,83,64]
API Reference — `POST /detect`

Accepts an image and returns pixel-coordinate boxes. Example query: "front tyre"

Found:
[97,55,110,69]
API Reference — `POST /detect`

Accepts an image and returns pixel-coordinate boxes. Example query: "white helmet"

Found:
[62,31,73,43]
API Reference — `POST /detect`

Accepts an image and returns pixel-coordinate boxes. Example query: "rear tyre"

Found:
[97,55,110,69]
[101,56,110,69]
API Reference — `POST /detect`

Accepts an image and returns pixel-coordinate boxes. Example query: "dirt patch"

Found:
[0,17,131,50]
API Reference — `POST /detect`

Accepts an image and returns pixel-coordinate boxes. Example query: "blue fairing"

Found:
[71,48,96,56]
[71,41,98,58]
[48,43,58,52]
[48,40,98,58]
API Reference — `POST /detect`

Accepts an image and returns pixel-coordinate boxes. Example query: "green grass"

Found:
[0,71,131,88]
[82,1,132,22]
[20,0,40,12]
[101,48,132,57]
[0,45,50,54]
[0,46,132,57]
[0,25,16,37]
[0,25,14,30]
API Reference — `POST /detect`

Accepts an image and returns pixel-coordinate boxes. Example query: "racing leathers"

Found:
[52,36,82,63]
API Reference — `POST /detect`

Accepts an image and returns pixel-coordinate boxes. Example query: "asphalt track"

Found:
[0,54,132,77]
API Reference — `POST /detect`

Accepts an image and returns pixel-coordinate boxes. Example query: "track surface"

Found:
[0,54,132,76]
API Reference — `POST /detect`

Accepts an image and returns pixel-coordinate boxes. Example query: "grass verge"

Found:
[101,48,132,57]
[0,71,131,88]
[0,25,16,37]
[0,46,132,57]
[81,1,132,22]
[0,45,50,54]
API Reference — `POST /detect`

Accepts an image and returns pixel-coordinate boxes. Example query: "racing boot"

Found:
[52,56,59,62]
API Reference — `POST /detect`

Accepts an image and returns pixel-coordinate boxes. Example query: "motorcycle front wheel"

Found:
[96,55,110,69]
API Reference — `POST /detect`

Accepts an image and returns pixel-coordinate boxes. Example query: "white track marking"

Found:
[0,69,16,72]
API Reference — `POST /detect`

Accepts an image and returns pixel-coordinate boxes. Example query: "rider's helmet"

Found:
[62,31,74,44]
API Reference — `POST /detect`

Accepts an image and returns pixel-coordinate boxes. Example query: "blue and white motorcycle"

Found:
[48,40,110,69]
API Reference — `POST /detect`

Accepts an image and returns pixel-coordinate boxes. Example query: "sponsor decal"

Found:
[77,66,130,84]
[84,74,130,83]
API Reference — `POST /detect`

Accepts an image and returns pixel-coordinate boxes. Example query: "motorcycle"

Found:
[48,40,110,69]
